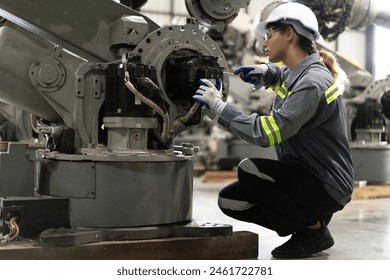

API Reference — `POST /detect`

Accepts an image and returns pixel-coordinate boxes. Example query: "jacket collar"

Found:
[284,52,320,89]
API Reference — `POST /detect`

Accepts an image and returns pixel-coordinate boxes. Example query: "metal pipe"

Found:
[349,0,390,30]
[373,10,390,29]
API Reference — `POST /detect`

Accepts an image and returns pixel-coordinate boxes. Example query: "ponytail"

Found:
[319,50,338,79]
[319,50,350,93]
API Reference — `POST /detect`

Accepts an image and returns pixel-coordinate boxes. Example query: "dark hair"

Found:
[297,34,317,55]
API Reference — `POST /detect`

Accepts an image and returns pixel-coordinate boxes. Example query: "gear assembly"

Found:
[0,0,389,259]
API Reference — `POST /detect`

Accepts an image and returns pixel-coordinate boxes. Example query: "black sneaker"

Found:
[271,220,334,259]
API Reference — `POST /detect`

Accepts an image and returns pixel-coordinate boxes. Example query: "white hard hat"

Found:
[257,2,321,41]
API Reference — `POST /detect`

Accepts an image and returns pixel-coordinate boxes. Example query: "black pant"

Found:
[218,158,343,236]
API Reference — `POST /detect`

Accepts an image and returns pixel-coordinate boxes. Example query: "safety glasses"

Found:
[264,27,286,41]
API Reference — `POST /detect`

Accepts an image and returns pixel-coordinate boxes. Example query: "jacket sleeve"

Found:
[217,75,322,147]
[263,63,284,86]
[218,103,275,147]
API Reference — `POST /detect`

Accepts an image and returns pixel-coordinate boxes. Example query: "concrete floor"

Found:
[192,177,390,260]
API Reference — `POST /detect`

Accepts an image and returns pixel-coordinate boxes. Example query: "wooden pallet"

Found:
[201,171,237,182]
[352,186,390,200]
[0,231,258,260]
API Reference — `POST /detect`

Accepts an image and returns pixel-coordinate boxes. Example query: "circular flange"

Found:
[29,57,66,92]
[132,20,229,99]
[131,20,229,131]
[185,0,239,31]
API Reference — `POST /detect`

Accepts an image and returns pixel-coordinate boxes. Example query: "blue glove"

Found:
[192,78,223,110]
[233,64,268,85]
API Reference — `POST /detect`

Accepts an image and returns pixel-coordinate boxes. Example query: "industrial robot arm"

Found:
[0,0,245,154]
[0,0,249,230]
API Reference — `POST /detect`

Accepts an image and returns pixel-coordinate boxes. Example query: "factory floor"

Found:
[192,177,390,260]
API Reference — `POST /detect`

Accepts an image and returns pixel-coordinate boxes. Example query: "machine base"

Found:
[36,157,194,227]
[0,231,259,260]
[350,144,390,184]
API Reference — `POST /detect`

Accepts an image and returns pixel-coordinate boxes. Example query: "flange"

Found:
[29,57,66,92]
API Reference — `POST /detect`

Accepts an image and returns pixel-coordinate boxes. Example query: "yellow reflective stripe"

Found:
[260,116,282,146]
[260,116,275,146]
[325,84,337,96]
[272,79,281,94]
[274,83,294,99]
[275,81,286,99]
[325,84,340,104]
[278,84,287,98]
[283,83,293,96]
[268,116,282,144]
[281,83,289,95]
[327,90,341,104]
[275,91,286,99]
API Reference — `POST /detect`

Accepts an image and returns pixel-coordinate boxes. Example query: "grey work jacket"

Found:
[218,52,354,206]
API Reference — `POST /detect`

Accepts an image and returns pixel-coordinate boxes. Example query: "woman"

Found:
[192,2,354,259]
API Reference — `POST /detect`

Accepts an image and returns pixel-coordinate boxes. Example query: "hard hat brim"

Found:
[257,18,320,41]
